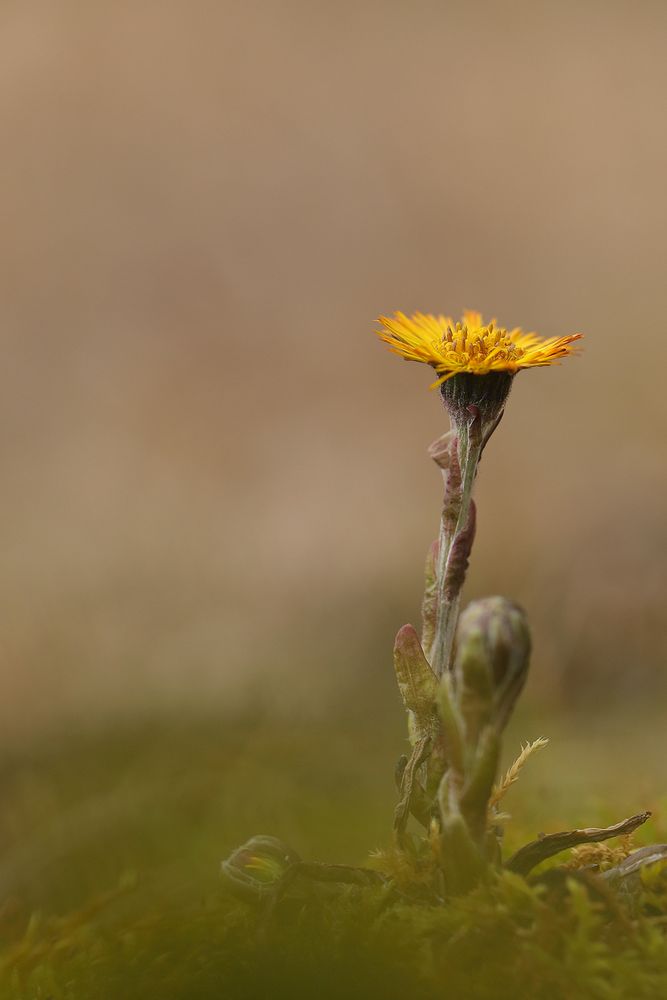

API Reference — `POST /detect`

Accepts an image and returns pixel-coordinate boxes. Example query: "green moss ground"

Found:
[1,707,667,999]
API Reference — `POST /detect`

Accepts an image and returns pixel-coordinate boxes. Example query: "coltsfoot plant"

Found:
[222,308,661,908]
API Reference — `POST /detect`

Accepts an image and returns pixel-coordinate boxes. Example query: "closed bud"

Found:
[454,597,531,735]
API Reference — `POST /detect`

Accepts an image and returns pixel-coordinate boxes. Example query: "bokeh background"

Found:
[0,2,666,959]
[1,0,665,742]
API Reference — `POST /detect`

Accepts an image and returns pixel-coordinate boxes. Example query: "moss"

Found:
[1,718,666,999]
[4,868,667,1000]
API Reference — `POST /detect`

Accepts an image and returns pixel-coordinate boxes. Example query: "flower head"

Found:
[376,309,582,388]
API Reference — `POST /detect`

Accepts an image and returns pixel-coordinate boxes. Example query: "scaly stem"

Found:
[431,419,482,677]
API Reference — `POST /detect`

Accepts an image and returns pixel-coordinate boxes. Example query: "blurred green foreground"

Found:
[1,705,667,999]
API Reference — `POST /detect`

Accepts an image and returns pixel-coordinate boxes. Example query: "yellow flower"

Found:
[376,309,582,387]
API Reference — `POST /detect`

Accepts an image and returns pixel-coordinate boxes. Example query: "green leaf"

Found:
[393,624,439,744]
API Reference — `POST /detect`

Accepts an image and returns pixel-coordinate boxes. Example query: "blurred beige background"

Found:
[0,0,665,740]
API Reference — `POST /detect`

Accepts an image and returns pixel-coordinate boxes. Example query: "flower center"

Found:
[441,322,525,366]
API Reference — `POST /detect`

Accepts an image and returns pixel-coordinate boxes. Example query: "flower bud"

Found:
[454,597,531,737]
[221,835,300,901]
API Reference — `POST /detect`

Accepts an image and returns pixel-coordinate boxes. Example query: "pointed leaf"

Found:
[505,811,651,877]
[420,539,439,655]
[393,624,439,742]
